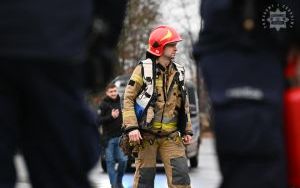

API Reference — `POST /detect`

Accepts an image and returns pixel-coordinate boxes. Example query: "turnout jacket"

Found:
[98,95,123,139]
[123,61,193,136]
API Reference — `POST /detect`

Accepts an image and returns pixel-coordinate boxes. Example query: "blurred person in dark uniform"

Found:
[194,0,300,188]
[0,0,127,188]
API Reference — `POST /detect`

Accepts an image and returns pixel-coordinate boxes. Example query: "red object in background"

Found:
[284,88,300,187]
[284,51,300,187]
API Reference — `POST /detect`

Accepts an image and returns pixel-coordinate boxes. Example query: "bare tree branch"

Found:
[117,0,160,72]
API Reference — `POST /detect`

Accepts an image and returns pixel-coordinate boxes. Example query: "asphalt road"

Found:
[15,138,221,188]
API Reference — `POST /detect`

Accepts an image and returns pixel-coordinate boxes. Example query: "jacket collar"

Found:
[157,62,175,73]
[156,63,166,72]
[103,95,120,103]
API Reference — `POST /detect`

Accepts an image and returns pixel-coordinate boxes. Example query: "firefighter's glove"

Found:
[131,142,140,158]
[119,133,134,156]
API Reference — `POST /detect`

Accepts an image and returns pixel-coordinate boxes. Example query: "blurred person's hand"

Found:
[111,109,119,118]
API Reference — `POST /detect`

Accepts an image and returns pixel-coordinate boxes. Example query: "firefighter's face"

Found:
[162,42,178,59]
[106,87,118,100]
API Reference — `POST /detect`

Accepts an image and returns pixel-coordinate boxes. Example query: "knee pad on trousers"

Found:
[138,167,156,188]
[170,157,190,185]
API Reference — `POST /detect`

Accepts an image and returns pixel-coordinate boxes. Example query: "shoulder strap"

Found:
[173,62,185,88]
[173,62,188,135]
[134,59,156,121]
[140,58,153,85]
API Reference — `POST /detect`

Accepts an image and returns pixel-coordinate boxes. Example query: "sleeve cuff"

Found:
[124,125,139,133]
[184,131,193,136]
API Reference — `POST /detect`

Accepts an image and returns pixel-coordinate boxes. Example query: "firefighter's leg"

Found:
[133,137,157,188]
[159,135,191,188]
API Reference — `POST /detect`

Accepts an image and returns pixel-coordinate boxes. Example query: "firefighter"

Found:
[122,25,193,188]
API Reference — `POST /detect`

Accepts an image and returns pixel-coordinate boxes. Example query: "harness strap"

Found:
[141,129,179,138]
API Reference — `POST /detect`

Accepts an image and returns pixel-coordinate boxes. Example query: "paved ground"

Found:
[15,137,222,188]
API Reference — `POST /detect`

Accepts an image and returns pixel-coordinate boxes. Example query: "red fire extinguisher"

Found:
[284,49,300,187]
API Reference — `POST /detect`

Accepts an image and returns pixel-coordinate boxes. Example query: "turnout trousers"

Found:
[133,132,191,188]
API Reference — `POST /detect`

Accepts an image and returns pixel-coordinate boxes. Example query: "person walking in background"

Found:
[122,25,193,188]
[98,83,128,188]
[193,0,300,188]
[0,0,127,187]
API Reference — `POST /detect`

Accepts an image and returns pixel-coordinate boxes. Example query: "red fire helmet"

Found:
[147,25,182,56]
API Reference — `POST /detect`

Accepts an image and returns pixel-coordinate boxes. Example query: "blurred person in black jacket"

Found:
[0,0,127,188]
[193,0,300,188]
[97,83,127,188]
